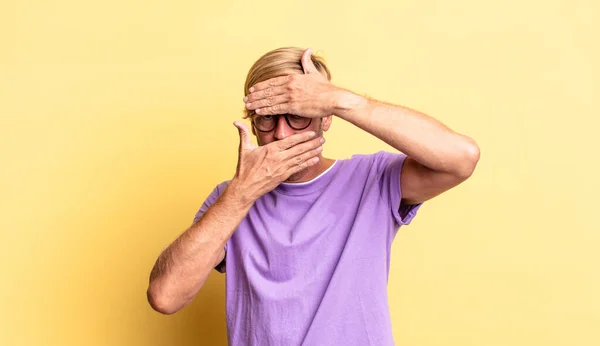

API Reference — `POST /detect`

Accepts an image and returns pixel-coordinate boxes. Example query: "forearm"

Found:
[147,180,253,314]
[334,91,479,177]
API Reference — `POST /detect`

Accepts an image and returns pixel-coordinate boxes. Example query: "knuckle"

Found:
[266,96,275,106]
[264,88,271,96]
[264,167,274,179]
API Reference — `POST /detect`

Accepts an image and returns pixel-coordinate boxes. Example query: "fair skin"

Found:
[251,113,335,183]
[244,48,481,205]
[147,48,480,315]
[147,125,324,314]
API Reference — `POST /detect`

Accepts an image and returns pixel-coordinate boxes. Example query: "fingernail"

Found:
[243,97,248,102]
[317,146,323,152]
[309,131,316,137]
[320,137,325,144]
[246,102,251,108]
[249,87,255,92]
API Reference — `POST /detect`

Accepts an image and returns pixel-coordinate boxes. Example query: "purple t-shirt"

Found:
[194,151,422,345]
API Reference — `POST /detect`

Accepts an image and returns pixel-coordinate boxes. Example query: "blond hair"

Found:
[243,47,331,118]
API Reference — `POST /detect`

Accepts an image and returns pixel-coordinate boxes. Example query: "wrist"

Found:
[223,178,257,211]
[332,89,370,122]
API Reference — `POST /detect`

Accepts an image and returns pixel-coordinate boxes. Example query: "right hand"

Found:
[230,121,324,202]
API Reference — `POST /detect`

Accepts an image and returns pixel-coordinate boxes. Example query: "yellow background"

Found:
[1,0,598,345]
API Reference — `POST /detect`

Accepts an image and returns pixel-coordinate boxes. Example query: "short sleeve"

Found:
[193,181,230,273]
[376,151,423,226]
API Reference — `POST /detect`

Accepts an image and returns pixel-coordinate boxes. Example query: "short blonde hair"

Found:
[243,47,331,118]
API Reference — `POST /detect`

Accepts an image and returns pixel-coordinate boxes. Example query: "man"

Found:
[147,47,480,345]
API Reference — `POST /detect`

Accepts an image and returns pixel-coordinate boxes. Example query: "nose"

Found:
[273,115,294,140]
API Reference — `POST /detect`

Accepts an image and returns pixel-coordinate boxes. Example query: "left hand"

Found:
[243,48,341,118]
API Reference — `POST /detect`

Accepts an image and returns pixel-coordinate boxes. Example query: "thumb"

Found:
[301,48,320,74]
[234,121,253,150]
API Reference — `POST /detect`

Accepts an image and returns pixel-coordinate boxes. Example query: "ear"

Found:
[321,115,333,132]
[301,48,320,75]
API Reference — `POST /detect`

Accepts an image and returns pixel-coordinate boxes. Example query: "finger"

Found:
[233,121,253,150]
[244,86,286,103]
[271,131,317,151]
[286,144,323,169]
[249,75,291,93]
[287,154,320,176]
[254,103,293,116]
[301,48,320,75]
[246,94,291,111]
[281,136,324,161]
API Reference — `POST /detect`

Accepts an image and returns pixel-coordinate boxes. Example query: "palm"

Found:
[231,121,323,201]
